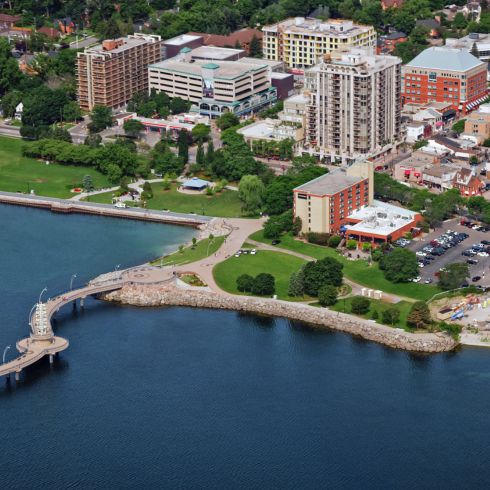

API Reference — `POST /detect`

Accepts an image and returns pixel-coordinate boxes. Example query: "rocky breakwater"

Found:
[103,284,458,353]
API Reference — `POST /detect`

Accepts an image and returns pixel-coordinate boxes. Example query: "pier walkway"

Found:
[0,191,211,226]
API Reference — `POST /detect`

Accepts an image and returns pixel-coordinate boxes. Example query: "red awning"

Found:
[404,170,411,175]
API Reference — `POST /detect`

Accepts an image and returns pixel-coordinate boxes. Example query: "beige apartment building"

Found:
[262,17,376,71]
[148,57,276,117]
[77,33,163,111]
[463,103,490,142]
[304,48,401,163]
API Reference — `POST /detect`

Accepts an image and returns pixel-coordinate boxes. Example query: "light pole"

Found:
[70,273,77,291]
[115,264,121,272]
[3,345,11,364]
[38,287,47,304]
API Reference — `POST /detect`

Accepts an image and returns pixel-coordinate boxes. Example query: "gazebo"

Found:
[182,177,210,191]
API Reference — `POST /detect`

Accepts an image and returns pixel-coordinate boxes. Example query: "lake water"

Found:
[0,205,489,489]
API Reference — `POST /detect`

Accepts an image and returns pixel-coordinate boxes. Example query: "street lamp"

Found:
[38,287,47,304]
[70,273,77,291]
[2,345,11,364]
[115,264,121,272]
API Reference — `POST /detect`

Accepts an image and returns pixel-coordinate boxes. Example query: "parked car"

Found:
[271,239,281,245]
[467,259,479,265]
[472,276,481,282]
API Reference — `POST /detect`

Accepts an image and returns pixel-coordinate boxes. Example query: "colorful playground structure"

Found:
[436,294,490,322]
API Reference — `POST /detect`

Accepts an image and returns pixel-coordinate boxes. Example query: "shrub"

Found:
[371,310,379,320]
[346,240,357,250]
[288,269,305,297]
[306,232,330,246]
[351,296,370,314]
[437,321,462,340]
[205,186,214,196]
[371,249,383,262]
[328,235,341,248]
[361,242,371,252]
[236,274,254,293]
[251,273,275,295]
[292,216,302,236]
[382,307,400,326]
[318,284,338,306]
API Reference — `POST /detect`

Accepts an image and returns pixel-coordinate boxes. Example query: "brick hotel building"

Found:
[401,47,488,114]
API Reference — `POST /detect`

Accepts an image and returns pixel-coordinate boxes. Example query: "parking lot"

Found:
[408,218,490,288]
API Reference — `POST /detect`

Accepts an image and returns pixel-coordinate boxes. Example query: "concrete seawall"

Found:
[103,284,457,353]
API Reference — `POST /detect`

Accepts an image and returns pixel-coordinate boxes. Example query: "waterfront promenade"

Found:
[0,191,211,226]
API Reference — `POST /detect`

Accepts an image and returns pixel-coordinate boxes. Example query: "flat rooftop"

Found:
[149,58,268,80]
[345,200,418,237]
[189,45,244,60]
[164,34,202,46]
[294,167,364,196]
[237,121,276,139]
[264,17,372,37]
[84,34,160,55]
[240,57,284,70]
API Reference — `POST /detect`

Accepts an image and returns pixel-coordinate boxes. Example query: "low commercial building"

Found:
[163,34,204,59]
[262,17,376,72]
[406,122,427,143]
[77,34,163,111]
[463,103,490,143]
[401,47,488,114]
[279,93,308,125]
[344,201,422,245]
[293,160,373,234]
[187,28,263,55]
[148,58,276,118]
[180,45,245,62]
[237,118,304,149]
[422,164,459,191]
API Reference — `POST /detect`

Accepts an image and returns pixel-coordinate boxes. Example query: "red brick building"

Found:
[0,13,21,29]
[453,168,486,196]
[401,47,488,114]
[376,31,407,54]
[187,28,262,55]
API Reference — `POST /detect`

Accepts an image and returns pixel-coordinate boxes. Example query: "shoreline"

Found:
[102,283,458,353]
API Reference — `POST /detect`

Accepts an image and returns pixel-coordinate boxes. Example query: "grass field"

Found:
[150,236,226,266]
[88,183,244,217]
[329,296,413,330]
[213,250,306,300]
[250,230,440,301]
[0,136,110,198]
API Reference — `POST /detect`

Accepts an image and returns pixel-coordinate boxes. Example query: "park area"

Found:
[87,183,244,218]
[249,230,440,302]
[213,249,307,300]
[0,136,110,198]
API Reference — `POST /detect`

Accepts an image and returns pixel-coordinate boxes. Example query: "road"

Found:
[69,35,98,49]
[0,124,21,138]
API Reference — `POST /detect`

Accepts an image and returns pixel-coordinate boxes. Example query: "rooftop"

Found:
[149,58,268,80]
[405,47,483,72]
[345,200,418,237]
[294,167,364,196]
[84,34,161,55]
[188,45,244,60]
[263,17,373,37]
[164,34,203,46]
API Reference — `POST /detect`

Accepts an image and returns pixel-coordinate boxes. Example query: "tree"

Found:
[452,12,468,31]
[170,97,190,114]
[106,163,123,184]
[0,90,22,117]
[302,257,343,296]
[178,130,189,163]
[382,307,400,326]
[251,273,275,295]
[237,274,254,293]
[288,269,305,297]
[196,143,205,167]
[205,140,215,167]
[216,112,239,130]
[351,296,370,314]
[82,175,94,192]
[62,101,82,122]
[142,181,153,199]
[318,284,338,307]
[84,133,102,148]
[452,119,466,134]
[471,42,479,58]
[191,123,211,144]
[123,119,145,138]
[438,263,470,290]
[238,175,265,215]
[0,38,23,96]
[249,34,262,58]
[379,248,418,283]
[407,301,432,329]
[89,105,113,133]
[328,235,342,248]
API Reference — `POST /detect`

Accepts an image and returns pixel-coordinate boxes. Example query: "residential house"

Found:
[376,31,407,54]
[453,167,486,195]
[0,13,21,29]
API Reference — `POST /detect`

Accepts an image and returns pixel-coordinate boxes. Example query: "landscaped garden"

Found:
[249,230,440,301]
[0,136,110,198]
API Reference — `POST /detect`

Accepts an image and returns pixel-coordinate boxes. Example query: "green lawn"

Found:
[329,296,414,331]
[250,230,440,301]
[213,250,306,300]
[0,136,110,198]
[88,183,244,217]
[150,235,226,266]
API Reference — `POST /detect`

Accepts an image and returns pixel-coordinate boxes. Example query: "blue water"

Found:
[0,205,489,489]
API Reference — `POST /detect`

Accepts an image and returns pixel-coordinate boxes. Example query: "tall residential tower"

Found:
[304,48,401,163]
